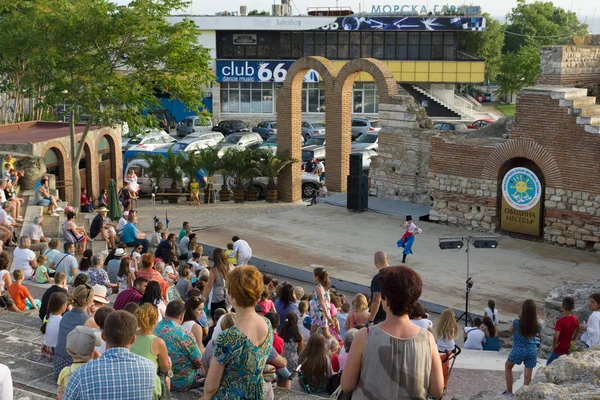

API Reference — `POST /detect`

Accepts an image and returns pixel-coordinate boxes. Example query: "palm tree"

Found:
[141,153,166,191]
[163,148,184,191]
[253,150,296,190]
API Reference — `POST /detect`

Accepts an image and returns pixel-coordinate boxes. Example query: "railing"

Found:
[428,84,475,118]
[457,51,484,61]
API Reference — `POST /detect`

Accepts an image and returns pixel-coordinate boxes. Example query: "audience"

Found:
[12,236,38,280]
[203,248,234,319]
[8,269,37,311]
[581,293,600,348]
[340,266,444,399]
[345,293,369,331]
[113,277,148,310]
[62,311,157,399]
[62,211,87,254]
[0,253,20,312]
[121,211,149,254]
[106,248,125,284]
[339,328,358,371]
[482,316,502,351]
[204,266,271,400]
[298,332,333,393]
[485,299,500,325]
[140,281,167,321]
[309,267,333,339]
[410,303,434,333]
[182,296,205,349]
[279,312,304,380]
[464,318,486,350]
[41,292,69,360]
[435,308,459,353]
[155,300,203,392]
[87,255,117,292]
[137,253,168,299]
[274,283,299,330]
[49,243,79,285]
[39,272,68,320]
[21,216,49,253]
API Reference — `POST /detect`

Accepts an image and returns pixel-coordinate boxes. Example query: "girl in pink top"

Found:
[345,294,370,331]
[257,289,274,316]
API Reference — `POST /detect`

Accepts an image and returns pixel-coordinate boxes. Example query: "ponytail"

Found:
[313,267,330,290]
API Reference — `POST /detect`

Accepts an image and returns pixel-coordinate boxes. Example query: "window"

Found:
[432,33,443,60]
[372,33,384,59]
[408,32,419,60]
[301,83,326,113]
[384,32,396,60]
[361,32,372,58]
[352,83,379,114]
[421,33,431,60]
[444,32,456,60]
[397,32,407,60]
[221,82,275,114]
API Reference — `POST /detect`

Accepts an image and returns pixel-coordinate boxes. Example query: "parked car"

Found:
[303,136,326,148]
[176,116,212,137]
[148,109,177,133]
[351,132,378,151]
[167,132,225,154]
[122,129,177,152]
[258,134,305,153]
[255,172,320,199]
[212,120,250,136]
[123,159,195,195]
[301,121,326,141]
[467,119,495,129]
[301,145,326,163]
[433,122,468,131]
[217,132,263,157]
[352,149,378,172]
[252,121,278,140]
[351,118,381,139]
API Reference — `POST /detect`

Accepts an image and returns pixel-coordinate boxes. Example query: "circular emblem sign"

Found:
[502,167,542,211]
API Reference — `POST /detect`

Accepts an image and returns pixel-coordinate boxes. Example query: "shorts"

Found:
[38,199,51,206]
[508,346,538,369]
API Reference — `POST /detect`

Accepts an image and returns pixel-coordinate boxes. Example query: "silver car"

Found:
[351,118,381,139]
[301,121,326,141]
[169,132,225,153]
[351,132,378,151]
[122,129,176,152]
[176,116,211,137]
[217,132,263,157]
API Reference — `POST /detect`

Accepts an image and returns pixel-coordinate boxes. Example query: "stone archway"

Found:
[276,56,338,202]
[277,57,402,201]
[79,142,93,196]
[42,144,67,200]
[97,134,118,197]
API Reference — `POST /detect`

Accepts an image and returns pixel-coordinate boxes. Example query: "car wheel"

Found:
[302,183,317,199]
[253,185,265,199]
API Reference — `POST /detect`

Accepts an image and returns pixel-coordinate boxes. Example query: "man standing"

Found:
[232,236,252,266]
[178,221,190,242]
[316,158,325,182]
[89,207,117,249]
[155,233,177,264]
[113,277,148,310]
[63,311,157,399]
[20,216,49,253]
[367,251,389,326]
[39,272,68,321]
[49,243,79,284]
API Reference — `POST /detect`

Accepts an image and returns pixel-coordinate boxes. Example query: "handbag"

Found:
[330,385,353,400]
[327,371,342,394]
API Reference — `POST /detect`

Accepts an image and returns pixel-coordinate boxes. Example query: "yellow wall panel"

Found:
[470,72,485,82]
[456,73,471,82]
[415,62,429,73]
[392,72,402,81]
[470,62,485,73]
[429,62,444,72]
[402,62,416,72]
[442,73,457,82]
[456,63,471,73]
[429,72,443,82]
[415,72,429,81]
[387,61,402,73]
[443,62,457,72]
[401,72,415,81]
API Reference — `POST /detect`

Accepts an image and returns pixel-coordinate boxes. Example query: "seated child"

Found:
[91,306,114,355]
[225,242,237,266]
[257,289,275,316]
[8,270,39,311]
[150,222,163,248]
[41,292,68,359]
[35,255,52,284]
[57,326,101,399]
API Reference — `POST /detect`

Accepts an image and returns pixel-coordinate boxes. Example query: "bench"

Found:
[153,192,189,205]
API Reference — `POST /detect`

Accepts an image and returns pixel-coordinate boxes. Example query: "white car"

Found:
[351,133,379,151]
[126,129,177,152]
[169,132,225,153]
[217,132,263,157]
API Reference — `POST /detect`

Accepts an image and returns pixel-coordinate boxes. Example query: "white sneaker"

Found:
[51,212,60,217]
[55,207,64,212]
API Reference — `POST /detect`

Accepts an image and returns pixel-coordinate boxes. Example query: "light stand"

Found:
[438,236,498,328]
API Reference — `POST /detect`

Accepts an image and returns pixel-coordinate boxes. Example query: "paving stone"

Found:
[4,326,44,343]
[1,354,54,389]
[0,336,41,357]
[13,388,54,400]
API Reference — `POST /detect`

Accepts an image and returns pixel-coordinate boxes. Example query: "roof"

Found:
[0,121,96,144]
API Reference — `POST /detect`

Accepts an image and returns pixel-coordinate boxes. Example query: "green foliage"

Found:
[497,104,516,116]
[141,153,167,190]
[496,44,541,94]
[503,0,588,53]
[248,10,269,15]
[253,150,297,189]
[459,13,504,81]
[163,148,184,191]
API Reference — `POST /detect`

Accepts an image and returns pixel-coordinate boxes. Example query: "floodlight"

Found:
[473,239,498,249]
[439,240,464,250]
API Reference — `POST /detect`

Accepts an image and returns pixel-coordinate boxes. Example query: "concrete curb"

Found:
[200,242,483,319]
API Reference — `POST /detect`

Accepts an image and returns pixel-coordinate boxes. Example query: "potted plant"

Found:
[218,150,235,202]
[195,146,221,204]
[253,150,296,203]
[163,148,184,203]
[224,148,249,203]
[243,148,263,201]
[141,153,167,200]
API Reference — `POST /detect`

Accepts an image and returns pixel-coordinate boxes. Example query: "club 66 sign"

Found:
[216,60,319,83]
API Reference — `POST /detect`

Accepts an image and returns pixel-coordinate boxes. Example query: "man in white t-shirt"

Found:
[117,211,129,234]
[232,235,252,266]
[20,216,48,253]
[463,318,486,350]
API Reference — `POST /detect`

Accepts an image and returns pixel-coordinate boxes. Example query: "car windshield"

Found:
[183,118,195,127]
[312,123,325,129]
[170,143,188,151]
[302,150,314,162]
[356,134,378,143]
[305,137,325,146]
[369,120,380,127]
[265,135,277,143]
[231,121,246,130]
[271,123,277,129]
[224,135,242,144]
[454,124,468,131]
[128,137,141,145]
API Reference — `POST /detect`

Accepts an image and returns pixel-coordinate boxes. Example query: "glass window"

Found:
[221,83,274,114]
[361,32,372,57]
[303,32,314,44]
[339,32,349,44]
[353,83,379,114]
[408,32,419,60]
[234,46,244,58]
[315,44,326,57]
[281,32,291,45]
[245,46,257,57]
[327,32,337,58]
[44,148,59,165]
[315,32,326,44]
[444,32,455,45]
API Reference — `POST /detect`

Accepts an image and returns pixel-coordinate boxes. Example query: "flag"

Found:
[165,210,170,229]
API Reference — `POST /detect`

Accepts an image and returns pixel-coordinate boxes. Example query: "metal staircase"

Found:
[411,84,477,119]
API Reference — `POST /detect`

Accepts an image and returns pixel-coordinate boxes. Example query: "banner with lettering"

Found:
[317,16,485,31]
[216,60,319,83]
[500,167,543,236]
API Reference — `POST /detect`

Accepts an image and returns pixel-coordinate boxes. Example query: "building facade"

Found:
[169,13,486,125]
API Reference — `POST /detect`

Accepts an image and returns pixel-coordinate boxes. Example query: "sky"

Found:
[113,0,600,32]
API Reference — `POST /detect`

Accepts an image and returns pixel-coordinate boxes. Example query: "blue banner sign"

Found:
[216,60,319,83]
[318,16,486,31]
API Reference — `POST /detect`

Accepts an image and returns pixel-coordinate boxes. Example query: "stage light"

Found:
[439,240,464,250]
[473,239,498,249]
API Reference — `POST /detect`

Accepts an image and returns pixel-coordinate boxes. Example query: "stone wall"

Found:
[369,98,434,204]
[538,45,600,93]
[544,188,600,251]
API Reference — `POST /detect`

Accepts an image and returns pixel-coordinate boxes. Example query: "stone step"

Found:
[584,124,600,134]
[574,104,600,117]
[548,87,590,100]
[559,96,597,108]
[576,115,600,125]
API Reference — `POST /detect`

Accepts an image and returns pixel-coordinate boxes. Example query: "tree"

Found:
[1,0,213,207]
[496,44,541,94]
[248,10,269,16]
[458,13,505,81]
[504,0,588,53]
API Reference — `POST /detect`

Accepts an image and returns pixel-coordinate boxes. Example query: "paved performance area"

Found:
[134,198,600,318]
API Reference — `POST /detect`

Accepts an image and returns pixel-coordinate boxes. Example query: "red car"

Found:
[467,119,495,129]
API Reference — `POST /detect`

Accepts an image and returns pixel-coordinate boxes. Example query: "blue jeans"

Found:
[403,235,415,255]
[126,238,149,254]
[546,351,562,366]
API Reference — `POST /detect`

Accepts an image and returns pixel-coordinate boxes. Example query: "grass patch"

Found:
[497,104,516,116]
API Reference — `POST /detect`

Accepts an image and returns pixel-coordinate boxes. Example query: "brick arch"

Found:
[482,140,563,187]
[277,57,339,202]
[41,141,69,200]
[326,59,399,192]
[97,133,118,193]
